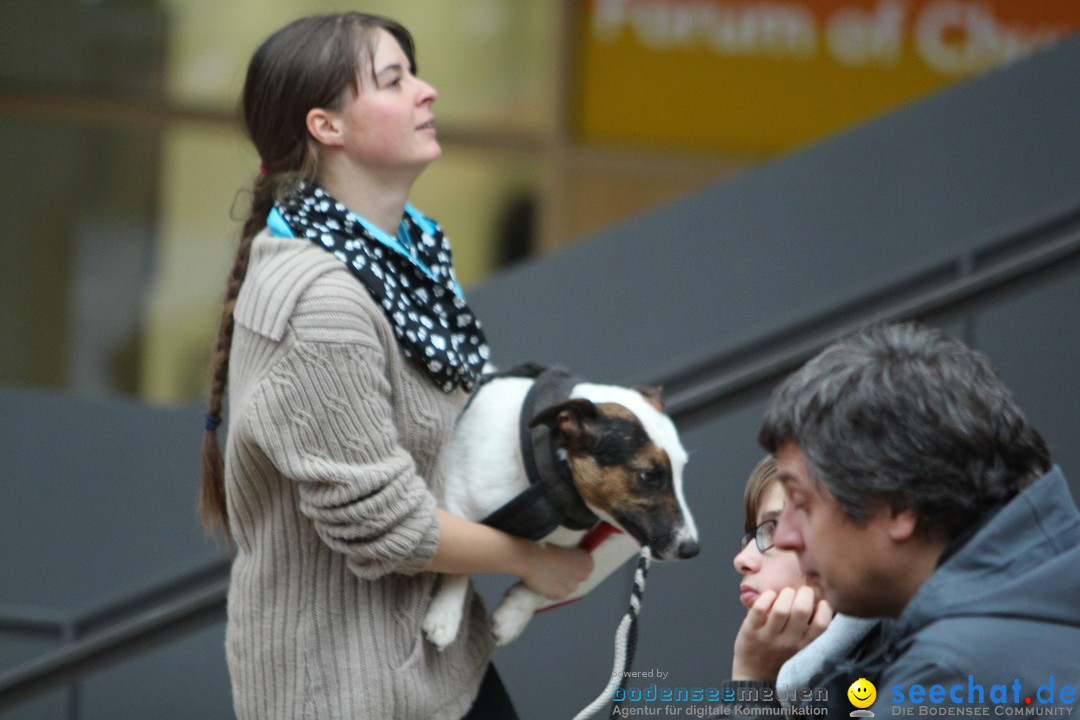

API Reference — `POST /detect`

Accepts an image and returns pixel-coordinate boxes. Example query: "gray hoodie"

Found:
[865,466,1080,712]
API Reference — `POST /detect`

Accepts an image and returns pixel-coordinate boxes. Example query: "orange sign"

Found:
[574,0,1080,153]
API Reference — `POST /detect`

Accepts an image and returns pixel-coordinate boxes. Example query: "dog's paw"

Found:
[422,600,463,651]
[491,588,539,646]
[491,604,530,646]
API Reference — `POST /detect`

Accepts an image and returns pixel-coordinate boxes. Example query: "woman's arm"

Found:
[426,509,594,601]
[246,272,593,592]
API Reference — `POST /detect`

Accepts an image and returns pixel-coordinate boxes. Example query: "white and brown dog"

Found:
[423,366,699,650]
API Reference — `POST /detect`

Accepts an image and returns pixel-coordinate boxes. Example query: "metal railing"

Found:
[0,560,229,713]
[664,198,1080,425]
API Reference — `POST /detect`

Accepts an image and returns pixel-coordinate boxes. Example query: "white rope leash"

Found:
[572,545,653,720]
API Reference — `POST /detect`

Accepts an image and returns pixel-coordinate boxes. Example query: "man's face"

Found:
[772,442,907,617]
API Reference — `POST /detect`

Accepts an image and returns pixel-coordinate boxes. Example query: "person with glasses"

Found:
[723,323,1080,717]
[731,455,876,691]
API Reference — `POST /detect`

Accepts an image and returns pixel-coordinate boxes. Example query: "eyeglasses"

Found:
[740,518,778,553]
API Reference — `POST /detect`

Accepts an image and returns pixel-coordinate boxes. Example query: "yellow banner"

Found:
[574,0,1080,153]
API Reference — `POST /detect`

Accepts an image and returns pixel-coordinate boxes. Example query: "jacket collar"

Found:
[232,231,341,342]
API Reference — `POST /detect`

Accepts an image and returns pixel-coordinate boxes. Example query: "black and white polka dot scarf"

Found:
[275,182,489,393]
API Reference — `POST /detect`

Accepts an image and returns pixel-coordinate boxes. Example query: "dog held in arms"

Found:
[422,366,700,650]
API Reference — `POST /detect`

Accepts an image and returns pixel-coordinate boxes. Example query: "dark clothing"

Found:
[723,467,1080,716]
[461,665,519,720]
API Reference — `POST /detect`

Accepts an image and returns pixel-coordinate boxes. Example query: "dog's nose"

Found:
[677,538,700,559]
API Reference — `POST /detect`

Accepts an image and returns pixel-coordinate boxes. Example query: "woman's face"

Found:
[733,481,806,608]
[332,28,441,175]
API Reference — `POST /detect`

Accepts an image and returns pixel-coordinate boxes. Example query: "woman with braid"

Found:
[199,13,592,720]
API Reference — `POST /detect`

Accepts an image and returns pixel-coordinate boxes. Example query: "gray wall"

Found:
[3,32,1080,720]
[0,389,231,719]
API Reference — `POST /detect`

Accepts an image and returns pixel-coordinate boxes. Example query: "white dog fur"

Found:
[423,375,698,650]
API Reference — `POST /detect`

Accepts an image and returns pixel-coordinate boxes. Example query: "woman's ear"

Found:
[306,107,343,147]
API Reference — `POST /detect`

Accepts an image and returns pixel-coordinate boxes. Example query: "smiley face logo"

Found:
[848,678,877,709]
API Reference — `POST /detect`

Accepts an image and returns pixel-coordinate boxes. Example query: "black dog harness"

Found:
[478,364,600,540]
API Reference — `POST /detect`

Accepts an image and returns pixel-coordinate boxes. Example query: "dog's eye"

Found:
[637,469,664,487]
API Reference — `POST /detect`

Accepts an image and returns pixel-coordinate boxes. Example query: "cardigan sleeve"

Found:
[246,338,441,579]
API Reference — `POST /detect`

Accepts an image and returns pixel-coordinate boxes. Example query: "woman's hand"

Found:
[519,542,594,600]
[731,586,832,682]
[426,510,593,600]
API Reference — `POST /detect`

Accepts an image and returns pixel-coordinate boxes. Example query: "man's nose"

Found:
[772,511,802,552]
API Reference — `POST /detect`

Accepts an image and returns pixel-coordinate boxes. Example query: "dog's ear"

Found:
[636,385,665,412]
[530,398,600,451]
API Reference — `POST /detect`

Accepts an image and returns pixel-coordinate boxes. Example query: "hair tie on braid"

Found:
[205,413,223,431]
[259,164,270,176]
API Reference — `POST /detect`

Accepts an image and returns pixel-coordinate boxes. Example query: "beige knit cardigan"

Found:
[223,231,494,720]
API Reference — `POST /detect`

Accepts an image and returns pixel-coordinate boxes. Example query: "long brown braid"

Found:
[199,12,418,539]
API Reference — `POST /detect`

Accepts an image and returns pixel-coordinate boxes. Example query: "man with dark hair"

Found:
[726,322,1080,715]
